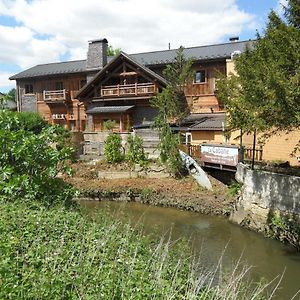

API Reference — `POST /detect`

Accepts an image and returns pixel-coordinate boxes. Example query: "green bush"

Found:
[228,180,241,197]
[126,134,148,168]
[0,110,48,134]
[103,119,116,131]
[104,133,124,163]
[269,214,300,249]
[0,110,76,205]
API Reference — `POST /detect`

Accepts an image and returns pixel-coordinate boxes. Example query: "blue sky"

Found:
[0,0,283,93]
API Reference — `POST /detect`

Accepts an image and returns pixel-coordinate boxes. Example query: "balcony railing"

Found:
[101,83,155,97]
[43,89,66,102]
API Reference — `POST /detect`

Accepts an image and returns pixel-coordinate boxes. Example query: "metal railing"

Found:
[101,83,155,97]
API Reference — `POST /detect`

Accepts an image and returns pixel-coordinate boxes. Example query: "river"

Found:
[80,200,300,299]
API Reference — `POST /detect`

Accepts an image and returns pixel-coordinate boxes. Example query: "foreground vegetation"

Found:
[0,110,76,204]
[0,201,275,299]
[0,109,278,299]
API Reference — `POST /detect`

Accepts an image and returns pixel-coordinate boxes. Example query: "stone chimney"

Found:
[229,37,239,43]
[86,38,108,71]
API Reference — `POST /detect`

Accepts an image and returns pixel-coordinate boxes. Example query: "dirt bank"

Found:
[67,162,235,216]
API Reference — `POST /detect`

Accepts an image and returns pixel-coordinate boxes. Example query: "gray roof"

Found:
[86,105,134,114]
[10,40,254,80]
[182,113,225,131]
[9,57,114,80]
[130,40,254,65]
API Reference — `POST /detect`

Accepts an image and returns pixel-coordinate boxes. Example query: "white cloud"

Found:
[0,71,15,90]
[0,25,67,68]
[0,0,255,77]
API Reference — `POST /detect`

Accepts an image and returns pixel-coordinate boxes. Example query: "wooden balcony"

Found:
[101,83,156,98]
[184,83,214,96]
[43,89,67,103]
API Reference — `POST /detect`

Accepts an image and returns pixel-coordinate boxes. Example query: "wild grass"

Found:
[0,201,278,299]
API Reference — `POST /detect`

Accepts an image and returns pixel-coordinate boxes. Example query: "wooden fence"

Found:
[180,143,263,164]
[243,145,263,162]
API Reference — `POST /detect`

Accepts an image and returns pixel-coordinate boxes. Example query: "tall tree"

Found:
[217,2,300,139]
[107,45,121,56]
[284,0,300,29]
[151,47,194,175]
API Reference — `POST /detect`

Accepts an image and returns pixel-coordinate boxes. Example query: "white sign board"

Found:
[201,144,239,167]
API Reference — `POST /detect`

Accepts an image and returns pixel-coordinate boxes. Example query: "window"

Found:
[25,84,34,94]
[194,70,206,84]
[55,82,64,90]
[80,79,87,88]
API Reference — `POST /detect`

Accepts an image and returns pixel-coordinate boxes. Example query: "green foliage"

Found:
[0,110,48,134]
[104,133,124,163]
[157,123,183,176]
[228,180,241,197]
[0,110,76,204]
[126,134,148,168]
[151,47,194,176]
[0,89,15,109]
[217,3,300,137]
[107,45,121,56]
[103,119,116,131]
[269,213,300,249]
[284,0,300,29]
[7,88,16,101]
[0,201,271,299]
[140,187,154,199]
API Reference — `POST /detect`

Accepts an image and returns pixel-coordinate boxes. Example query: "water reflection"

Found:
[80,200,300,299]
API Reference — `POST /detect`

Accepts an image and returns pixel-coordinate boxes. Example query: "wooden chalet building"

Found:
[10,38,300,165]
[10,38,253,138]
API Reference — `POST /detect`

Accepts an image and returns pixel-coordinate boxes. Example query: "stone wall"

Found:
[82,131,131,156]
[230,163,300,231]
[21,94,37,112]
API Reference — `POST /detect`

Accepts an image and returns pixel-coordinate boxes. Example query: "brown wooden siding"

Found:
[17,74,87,130]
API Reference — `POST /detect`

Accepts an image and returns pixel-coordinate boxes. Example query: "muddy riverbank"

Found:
[68,161,235,216]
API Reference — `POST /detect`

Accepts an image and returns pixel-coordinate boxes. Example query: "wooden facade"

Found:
[16,73,87,131]
[15,57,227,133]
[76,52,167,132]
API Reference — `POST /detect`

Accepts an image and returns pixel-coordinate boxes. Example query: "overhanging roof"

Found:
[76,51,168,99]
[86,105,134,114]
[182,113,226,131]
[10,40,255,80]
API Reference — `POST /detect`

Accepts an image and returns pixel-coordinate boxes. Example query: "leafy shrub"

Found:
[103,119,116,131]
[140,187,154,199]
[0,110,48,134]
[104,133,124,163]
[268,213,300,249]
[126,134,148,168]
[228,180,241,197]
[0,110,76,205]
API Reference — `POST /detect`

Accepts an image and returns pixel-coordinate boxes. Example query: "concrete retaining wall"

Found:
[231,163,300,231]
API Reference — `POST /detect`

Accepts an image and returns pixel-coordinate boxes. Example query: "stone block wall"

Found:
[231,163,300,231]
